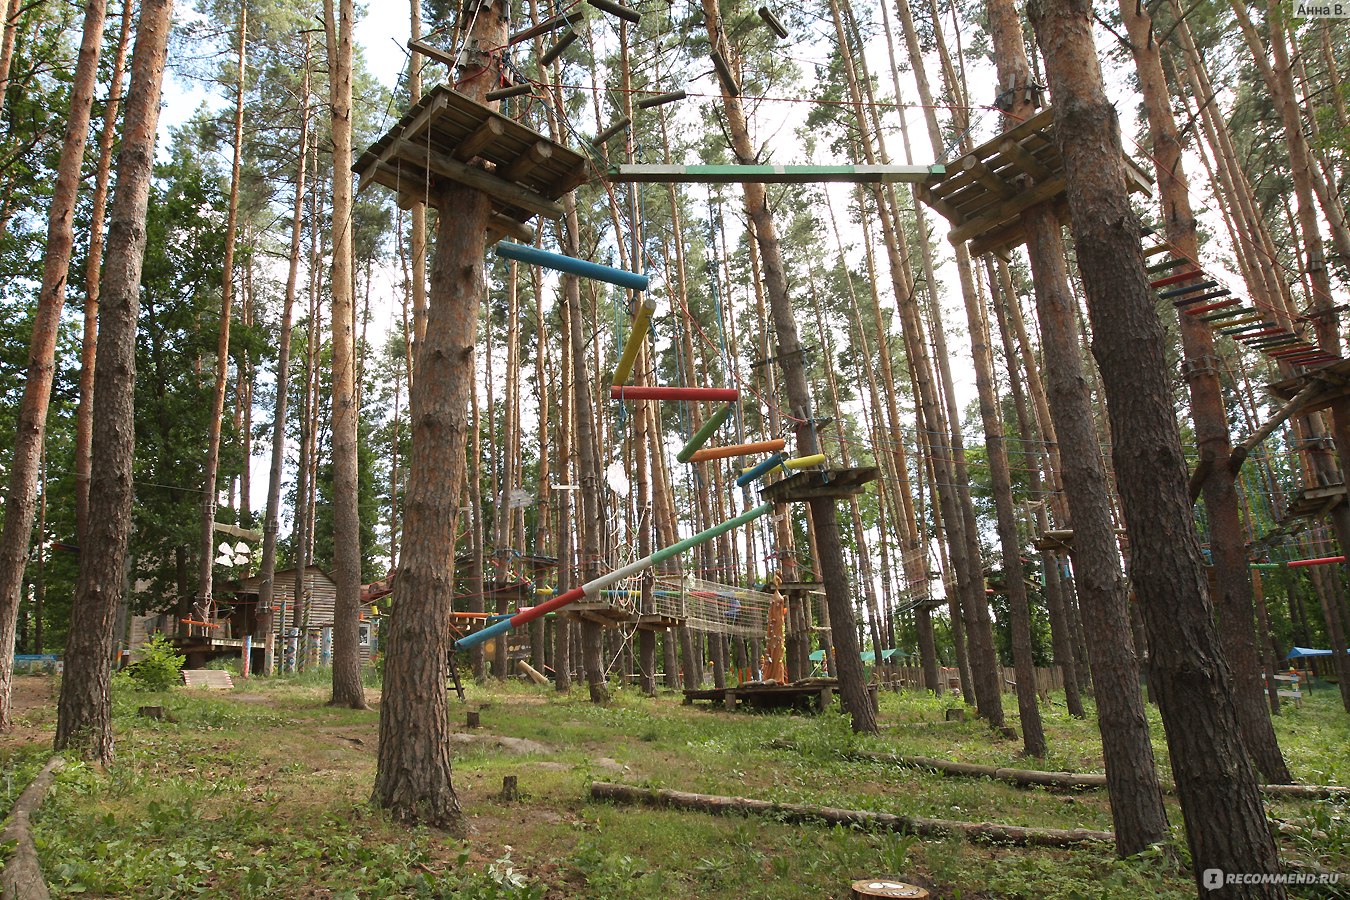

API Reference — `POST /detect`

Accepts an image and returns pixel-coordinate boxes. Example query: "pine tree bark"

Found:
[374,0,511,828]
[0,0,106,731]
[75,0,133,549]
[1119,0,1290,782]
[55,0,172,763]
[1028,0,1283,890]
[701,0,873,731]
[258,42,311,676]
[325,0,366,709]
[195,5,247,635]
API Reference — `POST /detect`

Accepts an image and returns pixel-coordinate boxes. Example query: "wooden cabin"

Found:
[133,566,380,670]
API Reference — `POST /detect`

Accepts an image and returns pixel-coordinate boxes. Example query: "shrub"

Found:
[125,634,185,692]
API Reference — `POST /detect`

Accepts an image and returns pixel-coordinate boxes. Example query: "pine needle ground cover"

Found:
[4,675,1346,898]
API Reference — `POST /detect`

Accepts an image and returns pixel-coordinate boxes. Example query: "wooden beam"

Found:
[501,140,553,183]
[997,137,1053,182]
[392,138,565,219]
[961,155,1017,198]
[947,176,1065,245]
[489,213,535,243]
[452,117,506,162]
[408,37,457,68]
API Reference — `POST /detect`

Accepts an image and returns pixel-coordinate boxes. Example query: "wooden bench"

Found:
[182,669,234,690]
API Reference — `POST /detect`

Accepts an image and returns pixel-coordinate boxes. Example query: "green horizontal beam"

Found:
[607,163,945,185]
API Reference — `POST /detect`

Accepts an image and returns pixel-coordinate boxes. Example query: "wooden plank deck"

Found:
[353,85,590,235]
[182,669,234,690]
[760,467,878,504]
[915,107,1152,257]
[683,679,879,713]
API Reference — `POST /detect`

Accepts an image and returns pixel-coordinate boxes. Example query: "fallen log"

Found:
[861,753,1350,801]
[2,756,65,900]
[868,753,1107,790]
[590,781,1114,848]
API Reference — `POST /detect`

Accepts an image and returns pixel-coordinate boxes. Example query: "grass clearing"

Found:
[1,674,1344,897]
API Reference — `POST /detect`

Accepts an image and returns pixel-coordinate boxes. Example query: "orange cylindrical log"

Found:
[609,385,739,402]
[687,438,786,463]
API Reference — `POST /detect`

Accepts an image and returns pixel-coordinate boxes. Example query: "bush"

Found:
[124,634,185,692]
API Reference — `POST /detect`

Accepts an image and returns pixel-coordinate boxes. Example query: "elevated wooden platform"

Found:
[915,107,1153,257]
[353,85,589,239]
[760,467,878,504]
[636,614,685,631]
[1032,527,1126,552]
[1282,483,1347,523]
[562,600,639,626]
[1267,358,1350,416]
[683,678,878,713]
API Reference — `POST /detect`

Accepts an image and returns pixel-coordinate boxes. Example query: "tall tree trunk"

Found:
[373,0,508,828]
[1028,0,1284,891]
[75,0,133,548]
[258,42,310,676]
[1119,0,1291,781]
[55,0,172,763]
[195,5,246,636]
[325,0,366,709]
[0,0,22,124]
[408,0,427,352]
[991,261,1083,718]
[0,0,106,730]
[974,0,1167,854]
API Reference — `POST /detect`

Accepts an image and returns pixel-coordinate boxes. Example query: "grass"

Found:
[1,673,1346,898]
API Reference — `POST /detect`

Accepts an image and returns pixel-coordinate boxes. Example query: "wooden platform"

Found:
[760,467,878,504]
[915,107,1153,257]
[636,614,685,632]
[353,85,589,239]
[562,600,638,626]
[684,679,879,713]
[1282,483,1347,523]
[1266,358,1350,416]
[1032,527,1126,552]
[182,669,234,690]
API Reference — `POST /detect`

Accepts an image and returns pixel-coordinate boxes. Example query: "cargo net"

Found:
[654,575,772,637]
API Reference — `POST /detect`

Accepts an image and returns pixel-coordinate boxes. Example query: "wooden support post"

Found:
[453,117,506,162]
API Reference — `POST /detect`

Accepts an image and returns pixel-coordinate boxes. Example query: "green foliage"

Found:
[123,634,186,692]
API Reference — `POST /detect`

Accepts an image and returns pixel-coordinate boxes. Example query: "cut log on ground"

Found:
[589,781,1115,848]
[862,753,1350,800]
[1,756,65,900]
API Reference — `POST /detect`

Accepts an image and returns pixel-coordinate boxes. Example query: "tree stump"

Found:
[944,708,966,722]
[466,710,480,728]
[498,775,519,802]
[850,878,929,899]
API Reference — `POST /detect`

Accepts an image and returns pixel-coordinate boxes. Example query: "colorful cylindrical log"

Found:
[735,453,786,487]
[612,297,657,385]
[783,453,825,470]
[677,403,736,462]
[1287,556,1346,568]
[497,241,648,291]
[687,438,785,463]
[610,386,740,402]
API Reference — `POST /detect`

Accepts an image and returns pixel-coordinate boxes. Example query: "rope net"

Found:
[654,575,773,637]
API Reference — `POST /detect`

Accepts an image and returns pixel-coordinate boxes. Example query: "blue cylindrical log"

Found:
[496,241,649,291]
[735,452,787,488]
